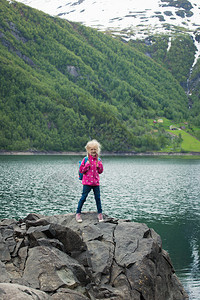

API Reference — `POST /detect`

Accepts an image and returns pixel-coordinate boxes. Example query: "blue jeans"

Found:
[76,185,102,214]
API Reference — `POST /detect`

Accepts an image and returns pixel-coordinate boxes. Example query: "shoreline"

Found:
[0,150,200,156]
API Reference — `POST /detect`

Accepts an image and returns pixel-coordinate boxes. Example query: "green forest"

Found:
[0,0,200,152]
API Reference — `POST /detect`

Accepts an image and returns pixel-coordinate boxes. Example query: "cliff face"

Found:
[0,212,188,300]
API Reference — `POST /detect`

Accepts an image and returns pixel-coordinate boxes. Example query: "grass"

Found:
[167,130,200,152]
[148,117,200,152]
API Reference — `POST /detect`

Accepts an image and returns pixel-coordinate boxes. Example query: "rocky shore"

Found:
[0,150,200,156]
[0,212,188,299]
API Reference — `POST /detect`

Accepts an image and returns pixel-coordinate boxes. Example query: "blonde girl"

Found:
[76,140,104,222]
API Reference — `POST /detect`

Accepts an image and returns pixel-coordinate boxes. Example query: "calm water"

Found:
[0,155,199,299]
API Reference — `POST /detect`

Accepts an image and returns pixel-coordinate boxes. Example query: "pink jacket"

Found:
[80,154,103,186]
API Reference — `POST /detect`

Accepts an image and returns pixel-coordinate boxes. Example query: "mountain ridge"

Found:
[13,0,200,98]
[14,0,200,33]
[1,0,200,152]
[14,0,200,47]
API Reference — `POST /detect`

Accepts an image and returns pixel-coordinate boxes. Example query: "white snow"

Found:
[167,36,172,52]
[9,0,200,66]
[14,0,200,33]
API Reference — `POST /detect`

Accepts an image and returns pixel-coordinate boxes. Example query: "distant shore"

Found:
[0,150,200,156]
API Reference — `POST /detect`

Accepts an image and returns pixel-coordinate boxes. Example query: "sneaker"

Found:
[98,213,104,222]
[76,213,82,223]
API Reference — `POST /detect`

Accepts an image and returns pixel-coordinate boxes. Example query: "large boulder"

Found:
[0,282,50,300]
[0,212,188,299]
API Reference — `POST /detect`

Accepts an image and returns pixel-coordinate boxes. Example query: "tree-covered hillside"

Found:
[0,0,197,152]
[129,33,200,129]
[189,59,200,129]
[129,34,196,86]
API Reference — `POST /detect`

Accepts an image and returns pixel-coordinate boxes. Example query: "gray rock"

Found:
[0,283,50,300]
[114,222,154,267]
[87,239,114,278]
[0,219,17,227]
[51,287,89,299]
[67,65,80,77]
[36,237,65,251]
[0,261,11,282]
[17,246,28,271]
[0,242,11,261]
[22,245,88,292]
[0,212,189,300]
[48,223,86,254]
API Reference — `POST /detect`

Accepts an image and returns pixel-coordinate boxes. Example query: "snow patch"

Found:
[167,36,172,52]
[14,0,200,40]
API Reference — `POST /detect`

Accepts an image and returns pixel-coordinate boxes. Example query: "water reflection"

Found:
[178,238,200,299]
[0,155,200,298]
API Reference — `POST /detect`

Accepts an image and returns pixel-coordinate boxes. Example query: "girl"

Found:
[76,139,104,223]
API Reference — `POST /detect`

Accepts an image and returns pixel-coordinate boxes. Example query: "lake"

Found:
[0,155,199,299]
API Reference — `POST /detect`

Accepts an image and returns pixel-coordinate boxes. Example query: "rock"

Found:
[0,261,11,282]
[0,212,189,300]
[51,288,89,300]
[22,245,88,292]
[67,65,80,77]
[0,283,50,300]
[0,242,11,261]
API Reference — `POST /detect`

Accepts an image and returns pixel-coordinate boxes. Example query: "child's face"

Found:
[88,145,98,157]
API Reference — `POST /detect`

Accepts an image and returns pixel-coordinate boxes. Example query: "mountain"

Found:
[0,0,199,152]
[14,0,199,33]
[14,0,200,52]
[13,0,200,125]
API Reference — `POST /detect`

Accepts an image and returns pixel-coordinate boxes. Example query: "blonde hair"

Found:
[85,139,101,155]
